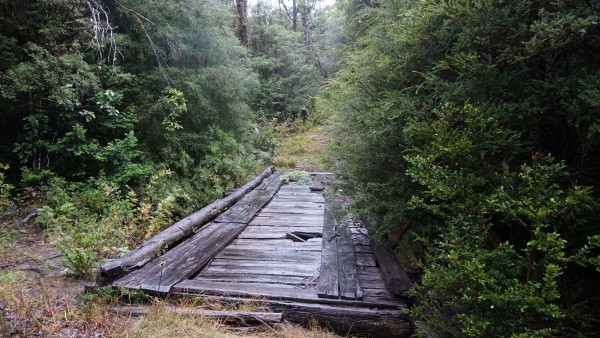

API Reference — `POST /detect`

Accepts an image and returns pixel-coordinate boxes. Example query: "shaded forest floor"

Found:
[1,126,338,337]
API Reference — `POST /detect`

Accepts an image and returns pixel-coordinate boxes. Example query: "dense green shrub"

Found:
[325,0,600,334]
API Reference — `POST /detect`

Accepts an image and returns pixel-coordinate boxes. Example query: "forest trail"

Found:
[273,125,331,172]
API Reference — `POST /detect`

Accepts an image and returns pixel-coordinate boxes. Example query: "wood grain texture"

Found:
[361,216,412,296]
[113,222,247,292]
[174,280,401,308]
[99,167,275,284]
[337,218,363,300]
[214,189,276,224]
[317,196,339,299]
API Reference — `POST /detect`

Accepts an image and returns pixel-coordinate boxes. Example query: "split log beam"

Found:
[113,221,248,292]
[337,218,363,300]
[317,196,339,299]
[361,216,412,296]
[98,166,275,285]
[169,294,411,337]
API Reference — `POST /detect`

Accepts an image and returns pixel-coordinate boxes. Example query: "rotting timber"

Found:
[99,169,413,337]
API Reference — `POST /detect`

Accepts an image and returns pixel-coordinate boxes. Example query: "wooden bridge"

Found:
[99,167,412,337]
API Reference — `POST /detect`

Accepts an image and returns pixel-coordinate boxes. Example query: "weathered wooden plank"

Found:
[113,222,246,292]
[214,189,276,224]
[351,234,371,246]
[259,209,324,215]
[177,295,411,338]
[203,265,316,277]
[174,280,402,308]
[265,202,325,209]
[370,241,412,296]
[317,196,339,299]
[227,245,322,252]
[229,241,323,248]
[256,172,283,191]
[219,247,319,255]
[231,238,323,246]
[248,219,323,227]
[337,219,363,300]
[112,306,283,324]
[361,216,412,296]
[251,213,324,221]
[210,259,320,268]
[354,246,373,253]
[273,195,324,201]
[238,233,287,239]
[98,167,275,284]
[243,225,323,232]
[216,250,321,260]
[194,273,314,285]
[355,253,377,267]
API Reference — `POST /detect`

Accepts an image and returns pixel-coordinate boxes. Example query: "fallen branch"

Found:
[98,167,274,285]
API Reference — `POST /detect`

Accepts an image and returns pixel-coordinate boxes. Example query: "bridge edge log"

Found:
[97,166,275,285]
[360,216,412,296]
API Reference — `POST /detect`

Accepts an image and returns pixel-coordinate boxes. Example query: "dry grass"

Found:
[273,125,332,172]
[0,221,341,337]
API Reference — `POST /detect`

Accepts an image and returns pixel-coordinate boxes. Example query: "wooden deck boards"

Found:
[112,173,410,336]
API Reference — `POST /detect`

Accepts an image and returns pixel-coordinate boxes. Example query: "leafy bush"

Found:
[280,170,312,185]
[404,104,594,336]
[325,0,600,334]
[0,164,12,211]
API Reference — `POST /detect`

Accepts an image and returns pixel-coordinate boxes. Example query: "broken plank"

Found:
[317,196,339,299]
[114,222,246,292]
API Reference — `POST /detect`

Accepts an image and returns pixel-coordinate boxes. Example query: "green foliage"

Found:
[326,0,600,334]
[0,164,12,210]
[405,105,593,336]
[280,170,312,185]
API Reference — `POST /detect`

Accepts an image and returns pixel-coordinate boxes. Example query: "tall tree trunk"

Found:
[236,0,249,47]
[301,6,310,47]
[292,0,298,31]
